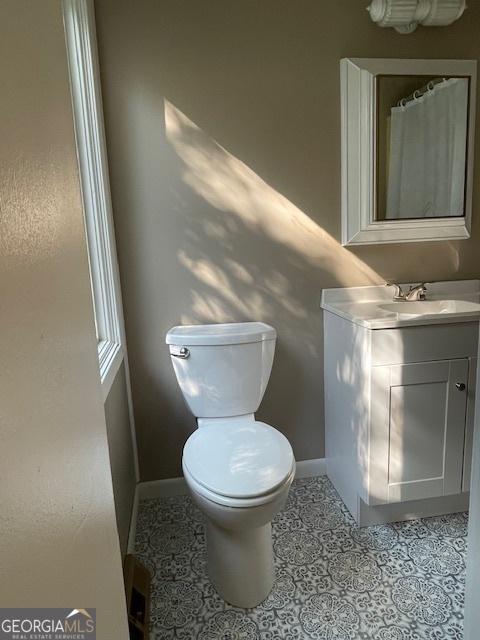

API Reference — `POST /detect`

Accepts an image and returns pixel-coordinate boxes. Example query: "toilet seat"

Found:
[183,461,295,508]
[182,418,295,507]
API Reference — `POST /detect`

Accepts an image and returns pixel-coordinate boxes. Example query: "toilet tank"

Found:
[166,322,276,419]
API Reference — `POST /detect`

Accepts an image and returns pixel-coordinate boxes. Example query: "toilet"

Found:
[166,321,295,608]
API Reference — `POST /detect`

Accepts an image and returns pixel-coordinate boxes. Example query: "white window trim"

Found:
[63,0,123,399]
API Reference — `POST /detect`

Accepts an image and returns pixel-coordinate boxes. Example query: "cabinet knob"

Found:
[456,382,466,391]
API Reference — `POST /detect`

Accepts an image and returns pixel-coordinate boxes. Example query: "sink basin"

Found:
[380,300,480,317]
[321,281,480,329]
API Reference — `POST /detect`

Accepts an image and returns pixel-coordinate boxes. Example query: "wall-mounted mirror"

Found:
[341,58,476,245]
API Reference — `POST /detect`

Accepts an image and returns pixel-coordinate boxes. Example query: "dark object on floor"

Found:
[124,553,151,640]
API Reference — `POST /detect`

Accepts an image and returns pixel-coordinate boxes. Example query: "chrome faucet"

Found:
[406,283,428,301]
[386,283,406,301]
[386,282,429,302]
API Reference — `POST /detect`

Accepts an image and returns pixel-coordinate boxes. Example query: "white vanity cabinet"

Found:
[370,357,470,505]
[322,282,480,526]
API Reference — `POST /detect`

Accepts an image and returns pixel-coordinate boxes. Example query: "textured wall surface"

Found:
[95,0,480,481]
[0,2,129,634]
[104,363,137,555]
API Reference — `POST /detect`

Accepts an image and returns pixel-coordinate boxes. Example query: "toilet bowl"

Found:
[166,322,295,608]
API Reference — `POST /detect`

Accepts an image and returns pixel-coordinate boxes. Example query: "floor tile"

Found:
[135,476,467,639]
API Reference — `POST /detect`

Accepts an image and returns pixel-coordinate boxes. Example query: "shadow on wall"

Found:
[94,0,480,484]
[154,101,382,460]
[164,99,380,318]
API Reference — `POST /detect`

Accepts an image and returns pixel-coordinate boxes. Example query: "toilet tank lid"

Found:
[166,322,276,346]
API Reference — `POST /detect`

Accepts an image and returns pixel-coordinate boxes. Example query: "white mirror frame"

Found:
[340,58,477,246]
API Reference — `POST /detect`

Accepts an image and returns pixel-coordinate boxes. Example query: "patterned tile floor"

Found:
[135,476,468,640]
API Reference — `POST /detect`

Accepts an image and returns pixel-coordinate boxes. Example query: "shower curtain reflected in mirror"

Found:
[386,78,469,219]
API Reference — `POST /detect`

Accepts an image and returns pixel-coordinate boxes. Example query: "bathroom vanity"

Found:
[322,280,480,526]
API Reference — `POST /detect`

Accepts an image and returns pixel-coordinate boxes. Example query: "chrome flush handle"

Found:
[171,346,190,359]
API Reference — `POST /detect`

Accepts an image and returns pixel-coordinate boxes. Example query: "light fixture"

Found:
[367,0,467,33]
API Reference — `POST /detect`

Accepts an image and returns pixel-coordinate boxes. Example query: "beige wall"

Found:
[104,363,137,555]
[0,1,128,634]
[95,0,480,481]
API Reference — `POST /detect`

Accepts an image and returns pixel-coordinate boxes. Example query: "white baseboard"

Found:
[127,457,325,553]
[127,484,139,555]
[357,492,470,527]
[138,476,189,501]
[295,457,326,479]
[136,457,325,502]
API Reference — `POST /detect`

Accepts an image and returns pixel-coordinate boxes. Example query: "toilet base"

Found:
[206,520,274,608]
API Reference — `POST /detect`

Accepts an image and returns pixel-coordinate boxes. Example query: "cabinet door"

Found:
[370,359,468,505]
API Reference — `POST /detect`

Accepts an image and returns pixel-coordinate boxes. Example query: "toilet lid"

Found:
[166,322,276,346]
[183,420,295,499]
